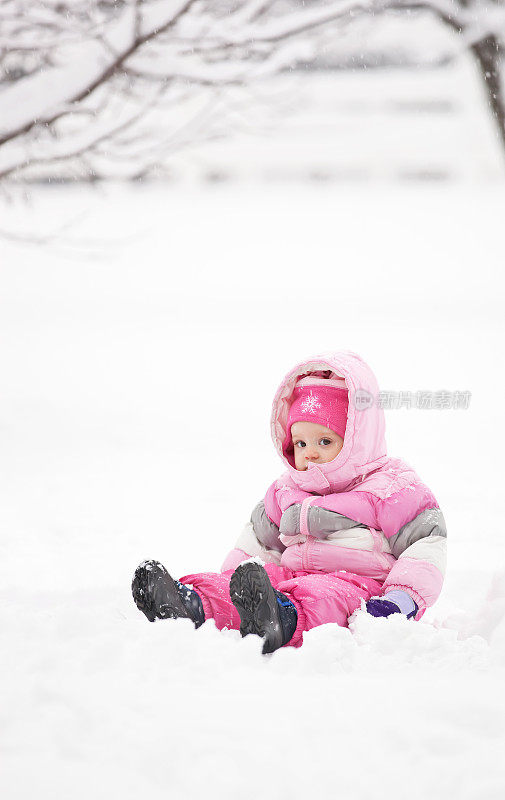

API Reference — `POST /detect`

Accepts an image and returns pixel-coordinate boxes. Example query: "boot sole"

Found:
[132,560,191,623]
[229,562,283,655]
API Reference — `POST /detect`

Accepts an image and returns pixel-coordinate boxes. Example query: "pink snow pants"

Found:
[179,564,383,648]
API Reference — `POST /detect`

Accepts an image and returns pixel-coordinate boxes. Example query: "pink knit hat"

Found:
[284,377,348,455]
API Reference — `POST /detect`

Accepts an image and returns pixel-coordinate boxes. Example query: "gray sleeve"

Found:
[387,507,447,558]
[308,507,370,540]
[251,501,286,553]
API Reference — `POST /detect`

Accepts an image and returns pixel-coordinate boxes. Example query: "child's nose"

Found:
[306,447,320,461]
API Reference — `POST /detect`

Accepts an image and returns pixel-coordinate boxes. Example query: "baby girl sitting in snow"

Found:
[132,350,447,654]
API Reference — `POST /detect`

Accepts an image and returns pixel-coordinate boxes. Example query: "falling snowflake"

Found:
[301,393,321,414]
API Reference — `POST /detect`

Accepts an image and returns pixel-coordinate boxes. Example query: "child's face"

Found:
[291,421,344,471]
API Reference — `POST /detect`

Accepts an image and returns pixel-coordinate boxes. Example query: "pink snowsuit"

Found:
[181,351,447,647]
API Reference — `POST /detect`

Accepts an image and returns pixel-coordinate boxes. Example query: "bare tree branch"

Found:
[1,0,504,184]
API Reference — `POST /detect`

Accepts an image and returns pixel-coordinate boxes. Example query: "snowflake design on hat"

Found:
[301,393,321,415]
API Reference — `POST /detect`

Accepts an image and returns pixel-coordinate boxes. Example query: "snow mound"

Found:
[437,568,505,667]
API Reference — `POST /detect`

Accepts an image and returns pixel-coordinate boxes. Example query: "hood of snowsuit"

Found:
[270,350,388,493]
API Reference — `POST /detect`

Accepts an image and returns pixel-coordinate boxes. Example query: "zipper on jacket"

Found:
[300,496,315,537]
[302,537,311,571]
[300,496,317,571]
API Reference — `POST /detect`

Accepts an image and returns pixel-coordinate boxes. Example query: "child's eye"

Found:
[319,438,332,446]
[294,441,306,448]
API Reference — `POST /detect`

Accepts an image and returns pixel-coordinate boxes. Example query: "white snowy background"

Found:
[1,4,505,798]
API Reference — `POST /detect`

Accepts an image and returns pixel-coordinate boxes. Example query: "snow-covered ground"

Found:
[1,183,504,798]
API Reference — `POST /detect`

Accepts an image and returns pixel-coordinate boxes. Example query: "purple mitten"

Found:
[366,590,418,620]
[366,598,401,618]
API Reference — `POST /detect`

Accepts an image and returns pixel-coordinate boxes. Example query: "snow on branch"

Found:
[0,0,359,179]
[1,0,505,180]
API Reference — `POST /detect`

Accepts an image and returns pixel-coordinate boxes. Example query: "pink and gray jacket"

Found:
[222,351,447,621]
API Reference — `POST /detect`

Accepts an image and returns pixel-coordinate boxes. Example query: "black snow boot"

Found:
[229,562,298,655]
[132,560,205,628]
